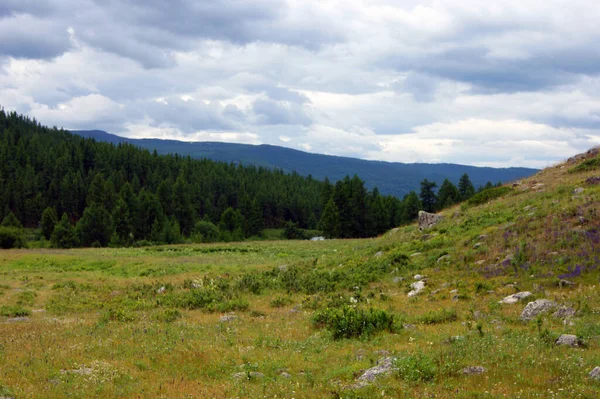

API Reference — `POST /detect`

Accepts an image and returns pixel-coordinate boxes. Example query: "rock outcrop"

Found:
[520,299,558,321]
[418,211,443,230]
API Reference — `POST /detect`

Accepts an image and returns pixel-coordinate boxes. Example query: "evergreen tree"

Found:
[403,191,421,222]
[319,198,340,238]
[40,207,58,240]
[436,179,460,210]
[458,173,476,200]
[76,203,114,247]
[1,211,23,228]
[194,220,220,243]
[419,179,438,213]
[51,214,79,248]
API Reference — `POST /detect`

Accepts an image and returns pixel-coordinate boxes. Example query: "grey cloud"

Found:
[0,15,71,59]
[252,98,312,126]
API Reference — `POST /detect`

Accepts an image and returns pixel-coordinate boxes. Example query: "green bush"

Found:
[0,226,26,249]
[395,352,437,382]
[569,157,600,173]
[0,305,31,317]
[155,309,182,323]
[102,307,135,322]
[467,186,512,206]
[416,308,458,325]
[312,306,399,340]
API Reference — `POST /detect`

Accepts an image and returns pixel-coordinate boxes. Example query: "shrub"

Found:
[312,306,399,340]
[51,214,79,248]
[270,296,293,308]
[395,352,437,382]
[467,186,512,206]
[102,307,135,322]
[416,308,458,325]
[0,226,26,249]
[155,309,182,323]
[283,221,305,240]
[0,305,31,317]
[569,157,600,173]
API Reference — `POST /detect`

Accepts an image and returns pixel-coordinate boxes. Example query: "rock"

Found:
[499,291,532,304]
[278,264,288,272]
[449,289,458,294]
[437,254,450,263]
[249,372,265,379]
[462,366,486,375]
[586,176,600,186]
[573,187,584,195]
[6,317,29,323]
[220,314,238,323]
[392,276,404,283]
[555,334,580,347]
[473,310,484,319]
[403,323,416,330]
[310,236,325,241]
[558,280,575,288]
[280,372,291,378]
[374,251,384,258]
[590,367,600,380]
[478,234,488,240]
[520,299,558,321]
[418,211,443,231]
[553,306,576,319]
[414,274,424,281]
[475,260,486,265]
[408,281,426,297]
[410,252,422,257]
[357,357,397,383]
[473,242,482,249]
[374,349,391,356]
[157,286,166,294]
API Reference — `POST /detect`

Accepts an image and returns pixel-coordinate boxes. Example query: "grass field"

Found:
[1,154,600,398]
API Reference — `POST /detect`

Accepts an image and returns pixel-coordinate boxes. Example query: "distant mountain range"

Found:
[71,130,538,198]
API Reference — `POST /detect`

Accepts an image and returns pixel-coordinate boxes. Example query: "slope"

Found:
[72,129,538,198]
[0,148,598,398]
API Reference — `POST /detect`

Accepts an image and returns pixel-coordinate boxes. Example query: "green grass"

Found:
[0,156,599,398]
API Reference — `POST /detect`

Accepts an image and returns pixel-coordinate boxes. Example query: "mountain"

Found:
[72,130,538,198]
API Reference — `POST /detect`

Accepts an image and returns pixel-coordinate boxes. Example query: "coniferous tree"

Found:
[319,198,340,238]
[436,179,460,210]
[51,214,79,248]
[419,179,438,213]
[2,211,23,228]
[76,203,114,247]
[40,207,58,240]
[458,173,476,200]
[403,191,421,221]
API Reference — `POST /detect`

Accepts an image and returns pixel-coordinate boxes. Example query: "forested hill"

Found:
[72,130,538,198]
[0,110,420,247]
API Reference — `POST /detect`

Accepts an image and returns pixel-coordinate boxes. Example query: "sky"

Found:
[1,0,600,168]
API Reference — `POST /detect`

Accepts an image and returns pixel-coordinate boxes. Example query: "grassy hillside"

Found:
[72,130,538,198]
[0,149,599,398]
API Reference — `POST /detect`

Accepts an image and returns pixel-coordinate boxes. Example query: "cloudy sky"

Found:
[2,0,600,168]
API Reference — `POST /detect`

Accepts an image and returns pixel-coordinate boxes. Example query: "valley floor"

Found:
[1,155,600,398]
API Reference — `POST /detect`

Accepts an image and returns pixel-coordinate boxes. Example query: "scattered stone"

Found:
[278,264,288,272]
[475,260,486,265]
[374,251,384,258]
[478,234,488,240]
[487,290,495,294]
[220,314,238,323]
[573,187,584,195]
[558,280,575,288]
[418,211,443,230]
[462,366,486,375]
[499,291,532,304]
[590,367,600,380]
[6,317,29,323]
[452,295,459,302]
[431,289,440,295]
[555,334,580,347]
[450,335,465,342]
[374,349,391,356]
[437,254,450,263]
[357,357,397,383]
[32,309,46,313]
[280,372,291,378]
[410,252,422,257]
[586,176,600,186]
[520,299,558,321]
[553,306,576,319]
[449,289,458,294]
[502,254,514,264]
[408,281,426,297]
[392,276,404,283]
[414,274,424,281]
[473,242,482,249]
[403,323,416,330]
[473,311,484,319]
[310,236,325,241]
[156,286,166,294]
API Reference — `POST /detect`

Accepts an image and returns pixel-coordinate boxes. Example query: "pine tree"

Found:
[76,203,114,247]
[458,173,476,200]
[1,211,23,228]
[436,179,460,210]
[319,198,340,238]
[40,207,58,240]
[419,179,438,213]
[51,214,79,248]
[402,191,421,222]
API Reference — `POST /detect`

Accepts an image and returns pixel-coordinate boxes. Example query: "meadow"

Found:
[1,154,600,398]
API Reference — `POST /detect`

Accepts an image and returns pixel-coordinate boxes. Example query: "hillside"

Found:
[0,147,599,398]
[72,130,538,198]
